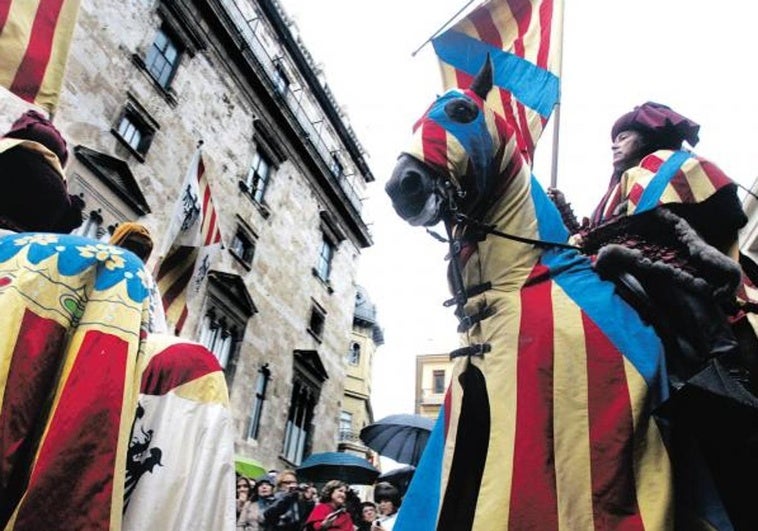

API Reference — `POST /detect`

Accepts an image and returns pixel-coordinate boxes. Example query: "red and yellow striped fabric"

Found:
[595,149,734,221]
[156,149,222,334]
[0,0,81,112]
[432,0,562,163]
[0,232,234,529]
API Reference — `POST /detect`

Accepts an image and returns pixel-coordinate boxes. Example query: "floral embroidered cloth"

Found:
[0,232,234,530]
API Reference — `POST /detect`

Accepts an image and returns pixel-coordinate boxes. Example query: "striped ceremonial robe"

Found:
[0,232,234,530]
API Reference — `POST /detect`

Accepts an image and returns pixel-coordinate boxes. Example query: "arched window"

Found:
[347,342,360,366]
[247,364,271,440]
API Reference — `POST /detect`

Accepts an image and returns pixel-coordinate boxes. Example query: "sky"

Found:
[276,0,758,419]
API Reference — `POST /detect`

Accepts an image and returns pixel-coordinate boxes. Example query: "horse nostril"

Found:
[400,170,424,196]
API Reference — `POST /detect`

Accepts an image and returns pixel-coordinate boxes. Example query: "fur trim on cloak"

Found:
[590,208,742,302]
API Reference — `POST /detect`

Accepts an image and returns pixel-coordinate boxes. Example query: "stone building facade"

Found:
[415,353,454,420]
[338,287,384,460]
[0,0,376,471]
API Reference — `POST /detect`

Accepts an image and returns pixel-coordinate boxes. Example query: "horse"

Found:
[385,59,755,530]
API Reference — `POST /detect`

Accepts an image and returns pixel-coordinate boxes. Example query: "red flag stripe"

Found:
[509,263,558,528]
[17,330,128,529]
[0,0,12,33]
[506,0,532,59]
[536,0,554,69]
[470,5,503,49]
[161,258,195,309]
[9,0,66,103]
[583,315,644,530]
[0,309,66,512]
[155,245,194,282]
[174,305,189,336]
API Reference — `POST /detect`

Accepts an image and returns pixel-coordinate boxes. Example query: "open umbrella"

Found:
[234,455,265,479]
[297,451,379,485]
[359,414,434,466]
[377,465,416,497]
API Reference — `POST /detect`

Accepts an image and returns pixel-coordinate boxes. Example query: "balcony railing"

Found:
[420,387,445,405]
[338,429,361,443]
[219,0,363,214]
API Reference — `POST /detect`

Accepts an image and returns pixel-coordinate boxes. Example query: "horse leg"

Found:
[437,362,490,531]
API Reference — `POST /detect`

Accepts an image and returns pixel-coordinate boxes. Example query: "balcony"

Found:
[419,387,445,406]
[218,0,363,216]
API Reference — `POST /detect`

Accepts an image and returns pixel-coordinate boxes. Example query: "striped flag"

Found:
[156,147,222,335]
[0,0,81,112]
[432,0,563,164]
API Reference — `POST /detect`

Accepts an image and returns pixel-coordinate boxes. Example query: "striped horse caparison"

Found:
[385,60,673,530]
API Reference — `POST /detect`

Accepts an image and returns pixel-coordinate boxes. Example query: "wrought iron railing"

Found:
[218,0,363,214]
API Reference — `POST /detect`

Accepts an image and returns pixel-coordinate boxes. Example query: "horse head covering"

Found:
[403,59,516,217]
[611,101,700,150]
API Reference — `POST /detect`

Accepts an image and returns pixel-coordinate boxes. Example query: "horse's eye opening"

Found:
[444,98,479,123]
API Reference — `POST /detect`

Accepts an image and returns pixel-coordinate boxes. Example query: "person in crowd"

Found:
[371,482,400,531]
[236,476,254,519]
[109,221,155,262]
[237,475,276,531]
[357,501,377,531]
[303,480,354,531]
[262,469,308,530]
[299,482,317,518]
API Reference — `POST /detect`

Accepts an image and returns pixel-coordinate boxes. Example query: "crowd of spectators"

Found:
[235,471,402,531]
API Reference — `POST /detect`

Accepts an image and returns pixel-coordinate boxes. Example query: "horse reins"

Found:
[429,180,582,361]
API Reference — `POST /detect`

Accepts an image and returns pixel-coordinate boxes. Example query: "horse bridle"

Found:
[428,175,581,360]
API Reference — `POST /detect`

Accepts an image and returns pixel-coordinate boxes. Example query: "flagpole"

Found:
[411,0,479,57]
[549,0,566,189]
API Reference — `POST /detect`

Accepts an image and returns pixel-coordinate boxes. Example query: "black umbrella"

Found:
[359,414,435,466]
[377,465,416,497]
[296,451,379,485]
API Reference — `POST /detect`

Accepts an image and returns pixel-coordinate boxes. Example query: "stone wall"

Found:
[0,0,370,470]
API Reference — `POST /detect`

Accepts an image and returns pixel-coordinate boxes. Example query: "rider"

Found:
[551,102,755,389]
[553,101,758,529]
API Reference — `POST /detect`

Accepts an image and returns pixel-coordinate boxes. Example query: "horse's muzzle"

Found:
[385,154,443,226]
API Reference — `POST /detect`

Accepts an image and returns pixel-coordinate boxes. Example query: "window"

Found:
[283,350,327,465]
[273,62,290,95]
[117,116,142,151]
[245,149,272,204]
[347,342,360,366]
[433,370,446,394]
[199,272,256,384]
[247,364,270,440]
[308,303,326,342]
[315,233,334,282]
[282,380,316,464]
[145,28,180,88]
[230,225,256,267]
[115,113,153,157]
[338,411,352,441]
[330,152,344,179]
[112,101,157,159]
[198,308,236,369]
